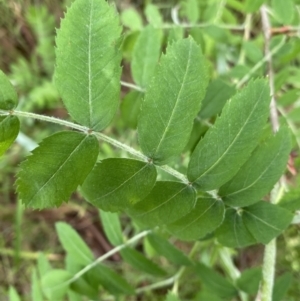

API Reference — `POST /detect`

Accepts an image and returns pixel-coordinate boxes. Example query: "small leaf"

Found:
[9,287,21,301]
[215,208,257,248]
[88,265,134,295]
[236,267,262,295]
[70,277,98,299]
[37,253,52,277]
[0,70,18,110]
[121,91,143,129]
[185,0,199,24]
[244,0,265,13]
[127,181,196,227]
[99,210,123,246]
[138,37,209,164]
[243,201,293,244]
[81,158,157,212]
[272,0,294,24]
[56,222,94,266]
[273,272,293,301]
[147,233,191,266]
[132,25,162,88]
[167,197,224,241]
[165,291,182,301]
[194,263,238,298]
[68,291,83,301]
[55,0,122,131]
[0,116,20,156]
[199,79,235,119]
[17,131,99,209]
[31,269,43,301]
[41,269,72,300]
[120,248,167,276]
[121,8,143,31]
[188,79,270,190]
[145,4,163,27]
[219,127,291,207]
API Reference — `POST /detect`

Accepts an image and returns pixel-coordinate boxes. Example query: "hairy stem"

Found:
[0,109,189,183]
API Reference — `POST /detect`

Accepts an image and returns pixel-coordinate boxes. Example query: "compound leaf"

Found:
[132,25,162,88]
[127,181,196,227]
[167,197,224,241]
[55,0,122,131]
[17,131,99,209]
[215,208,257,248]
[243,201,293,244]
[138,37,209,164]
[188,79,270,190]
[0,70,18,110]
[219,126,291,207]
[56,222,94,266]
[0,116,20,156]
[81,158,157,212]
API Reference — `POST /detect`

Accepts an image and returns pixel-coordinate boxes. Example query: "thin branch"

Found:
[156,22,245,30]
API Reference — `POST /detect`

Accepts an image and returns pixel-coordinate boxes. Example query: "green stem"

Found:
[0,109,189,184]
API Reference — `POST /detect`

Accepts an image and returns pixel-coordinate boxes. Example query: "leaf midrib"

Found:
[153,40,192,158]
[27,135,87,205]
[94,163,150,201]
[193,88,265,183]
[88,0,94,127]
[224,143,284,198]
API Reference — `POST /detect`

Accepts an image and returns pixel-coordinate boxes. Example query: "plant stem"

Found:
[66,230,152,285]
[0,109,190,183]
[256,5,283,301]
[120,81,145,92]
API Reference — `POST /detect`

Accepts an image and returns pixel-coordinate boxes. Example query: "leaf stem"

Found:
[120,80,145,92]
[0,109,190,183]
[67,230,152,285]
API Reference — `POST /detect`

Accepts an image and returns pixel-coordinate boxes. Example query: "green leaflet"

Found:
[184,0,199,24]
[99,210,123,246]
[272,0,294,24]
[244,0,265,13]
[55,222,94,266]
[188,79,270,190]
[87,265,134,295]
[0,116,20,156]
[198,79,235,119]
[55,0,122,131]
[167,197,224,241]
[236,267,262,295]
[215,208,257,248]
[165,292,182,301]
[131,25,162,88]
[219,126,291,207]
[121,91,143,129]
[17,131,99,209]
[273,273,293,301]
[121,8,143,31]
[9,287,21,301]
[138,37,209,164]
[120,248,167,276]
[127,181,196,227]
[243,201,293,244]
[147,233,192,266]
[41,269,72,300]
[81,158,157,212]
[145,4,163,27]
[0,70,18,110]
[194,263,238,299]
[31,269,43,301]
